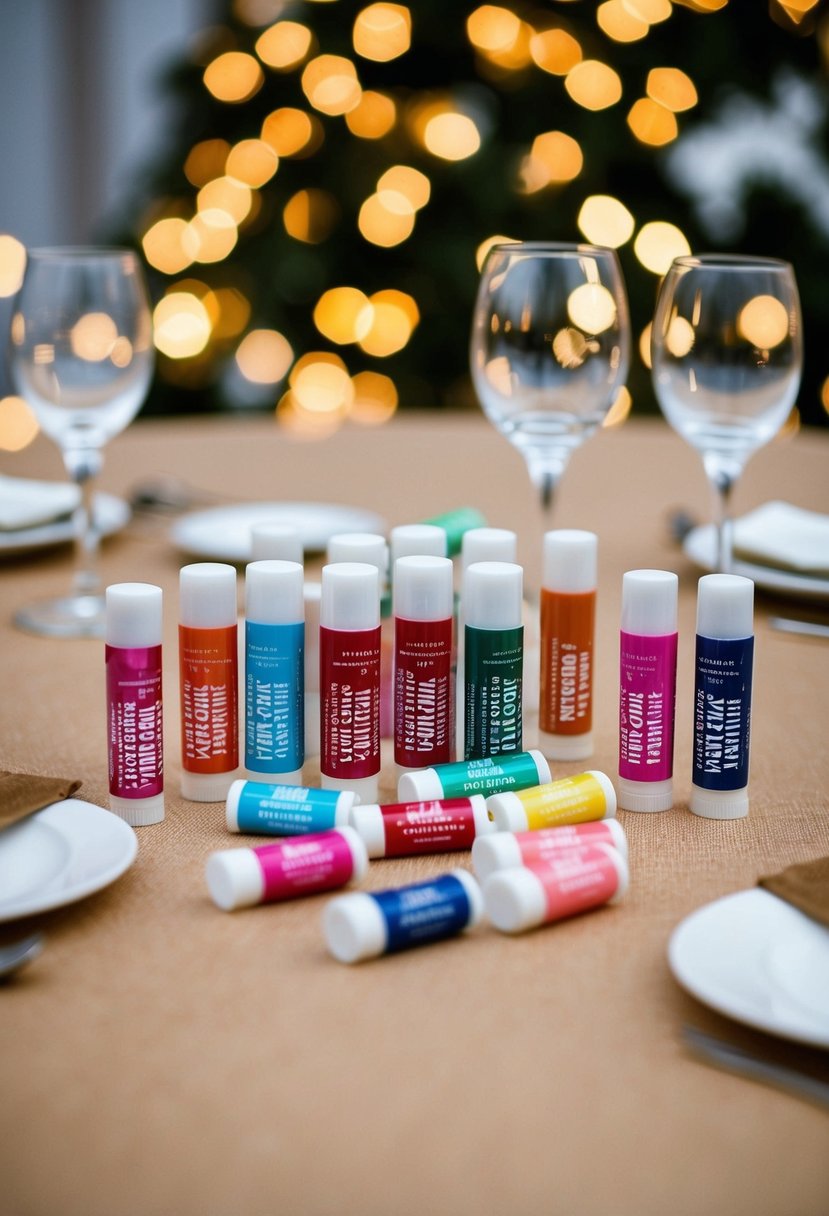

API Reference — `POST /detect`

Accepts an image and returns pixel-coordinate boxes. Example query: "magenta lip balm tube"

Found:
[105,582,164,826]
[393,555,454,772]
[618,569,678,812]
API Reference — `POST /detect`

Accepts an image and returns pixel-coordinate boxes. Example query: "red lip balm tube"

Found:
[350,795,494,858]
[393,554,454,773]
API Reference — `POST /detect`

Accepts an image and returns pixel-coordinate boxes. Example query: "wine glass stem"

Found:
[64,447,103,598]
[524,449,568,593]
[704,457,739,574]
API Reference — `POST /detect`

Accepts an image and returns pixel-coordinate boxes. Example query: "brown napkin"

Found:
[0,770,82,832]
[759,856,829,930]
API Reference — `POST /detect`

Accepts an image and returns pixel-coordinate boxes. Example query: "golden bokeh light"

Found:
[529,28,582,75]
[0,235,27,297]
[639,322,653,369]
[597,0,649,42]
[211,287,251,339]
[345,91,397,138]
[291,353,355,413]
[777,405,800,439]
[602,385,632,428]
[197,177,252,224]
[236,328,293,382]
[225,139,278,187]
[353,4,412,62]
[350,370,399,424]
[377,165,431,210]
[565,60,623,110]
[188,211,239,263]
[423,112,481,160]
[0,396,39,451]
[625,0,672,21]
[235,0,285,24]
[358,193,416,246]
[647,67,698,112]
[552,327,590,369]
[525,131,584,189]
[302,55,362,116]
[255,21,313,70]
[70,313,118,362]
[184,140,231,187]
[203,52,264,103]
[262,108,322,158]
[153,293,212,359]
[357,289,419,356]
[142,217,196,275]
[577,195,635,248]
[277,391,346,439]
[737,295,790,349]
[467,5,522,53]
[664,315,695,357]
[627,98,679,146]
[567,284,618,334]
[633,221,691,274]
[283,189,339,243]
[476,234,519,271]
[314,286,373,344]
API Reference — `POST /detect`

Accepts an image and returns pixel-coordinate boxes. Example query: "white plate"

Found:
[170,501,387,561]
[0,493,130,557]
[668,888,829,1049]
[0,799,138,922]
[684,525,829,602]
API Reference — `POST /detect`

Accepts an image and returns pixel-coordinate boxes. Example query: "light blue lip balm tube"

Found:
[226,779,357,835]
[244,560,305,784]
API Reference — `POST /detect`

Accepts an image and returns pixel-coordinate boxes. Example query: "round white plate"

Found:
[668,887,829,1049]
[0,798,138,922]
[0,493,130,557]
[684,525,829,602]
[170,501,387,561]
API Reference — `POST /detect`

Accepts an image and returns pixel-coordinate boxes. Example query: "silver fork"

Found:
[683,1024,829,1111]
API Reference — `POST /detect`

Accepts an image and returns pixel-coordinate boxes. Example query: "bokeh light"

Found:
[70,313,118,362]
[567,284,618,334]
[647,67,698,111]
[529,28,582,75]
[314,287,373,344]
[290,352,355,413]
[203,52,264,102]
[0,235,27,297]
[476,234,519,270]
[225,139,279,186]
[357,289,419,356]
[597,1,649,42]
[345,91,397,138]
[255,21,313,70]
[577,195,635,247]
[627,98,678,146]
[602,385,633,427]
[633,221,691,274]
[184,140,231,187]
[142,217,196,274]
[353,4,412,62]
[153,293,212,359]
[283,189,339,242]
[738,295,790,349]
[302,55,362,115]
[236,328,293,382]
[358,194,416,246]
[350,370,399,424]
[0,396,39,451]
[262,108,323,157]
[565,60,623,110]
[423,111,481,160]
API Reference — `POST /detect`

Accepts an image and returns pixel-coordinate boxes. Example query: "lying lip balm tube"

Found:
[351,796,493,858]
[484,843,629,934]
[206,826,367,911]
[487,770,616,832]
[226,779,357,835]
[324,869,483,963]
[472,819,627,882]
[398,749,550,802]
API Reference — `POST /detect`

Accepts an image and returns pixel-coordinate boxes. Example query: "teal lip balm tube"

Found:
[463,561,524,761]
[397,749,550,802]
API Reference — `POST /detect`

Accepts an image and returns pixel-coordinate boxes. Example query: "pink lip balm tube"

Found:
[618,569,678,812]
[351,795,494,858]
[393,555,455,773]
[483,843,629,934]
[471,819,627,883]
[205,825,368,911]
[105,582,164,826]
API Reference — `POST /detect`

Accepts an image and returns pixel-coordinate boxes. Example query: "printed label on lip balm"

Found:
[236,784,342,835]
[256,831,355,901]
[372,874,471,952]
[464,625,523,760]
[320,626,382,780]
[515,773,608,830]
[532,847,621,922]
[106,645,163,800]
[435,753,541,798]
[693,635,753,791]
[380,799,478,856]
[394,616,453,768]
[516,821,617,866]
[619,630,677,782]
[245,620,304,774]
[179,625,239,774]
[540,590,594,736]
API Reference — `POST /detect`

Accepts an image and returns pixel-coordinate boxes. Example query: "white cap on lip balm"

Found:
[393,555,453,621]
[471,817,628,882]
[245,560,304,625]
[464,561,523,630]
[543,530,597,593]
[327,532,388,581]
[462,528,517,569]
[390,524,447,563]
[250,523,303,565]
[483,844,629,934]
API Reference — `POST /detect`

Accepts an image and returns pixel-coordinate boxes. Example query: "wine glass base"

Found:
[14,594,105,638]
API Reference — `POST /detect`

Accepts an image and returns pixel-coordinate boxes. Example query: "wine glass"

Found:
[651,254,802,573]
[470,241,630,537]
[9,247,154,636]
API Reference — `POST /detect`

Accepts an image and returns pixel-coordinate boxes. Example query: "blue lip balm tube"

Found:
[226,779,357,836]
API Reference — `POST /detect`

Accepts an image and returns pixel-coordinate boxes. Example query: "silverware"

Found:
[0,933,43,981]
[682,1024,829,1111]
[769,617,829,640]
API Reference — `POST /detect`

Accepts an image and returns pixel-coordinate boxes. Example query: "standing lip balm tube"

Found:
[351,795,493,858]
[691,574,754,819]
[539,530,597,761]
[464,561,524,760]
[320,562,382,802]
[393,555,454,772]
[105,583,164,826]
[398,750,550,802]
[483,843,628,934]
[472,819,627,882]
[226,779,356,836]
[323,869,483,963]
[179,563,239,802]
[244,560,305,785]
[618,569,678,812]
[250,522,303,564]
[487,770,616,831]
[303,582,322,758]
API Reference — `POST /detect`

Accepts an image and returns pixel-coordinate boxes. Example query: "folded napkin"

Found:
[0,770,82,832]
[734,502,829,576]
[759,856,829,929]
[0,475,80,531]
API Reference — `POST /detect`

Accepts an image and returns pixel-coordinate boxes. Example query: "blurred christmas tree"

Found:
[117,0,829,430]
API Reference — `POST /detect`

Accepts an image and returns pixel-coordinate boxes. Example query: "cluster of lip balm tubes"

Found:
[104,515,754,963]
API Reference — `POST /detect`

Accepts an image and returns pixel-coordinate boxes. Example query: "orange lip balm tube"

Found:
[539,530,597,761]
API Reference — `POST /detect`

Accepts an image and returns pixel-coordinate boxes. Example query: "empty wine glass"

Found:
[470,241,630,542]
[9,247,154,637]
[651,254,802,573]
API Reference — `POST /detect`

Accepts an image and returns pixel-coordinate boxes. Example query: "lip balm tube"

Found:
[539,530,597,761]
[390,523,448,565]
[327,533,392,732]
[105,583,164,826]
[488,770,616,831]
[393,555,454,771]
[464,561,524,760]
[420,507,487,556]
[226,779,357,835]
[304,582,321,758]
[179,563,239,801]
[320,562,382,802]
[351,795,493,858]
[618,569,678,813]
[398,749,551,802]
[250,522,303,564]
[206,825,367,911]
[484,843,628,934]
[323,869,483,963]
[244,560,305,784]
[691,574,754,820]
[472,819,628,882]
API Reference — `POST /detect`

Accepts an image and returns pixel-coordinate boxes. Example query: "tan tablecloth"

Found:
[1,414,828,1216]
